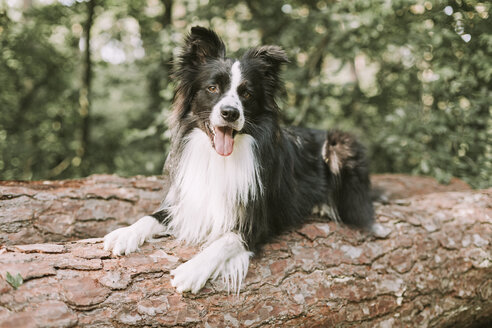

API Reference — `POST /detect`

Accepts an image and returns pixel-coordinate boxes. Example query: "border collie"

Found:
[104,26,373,294]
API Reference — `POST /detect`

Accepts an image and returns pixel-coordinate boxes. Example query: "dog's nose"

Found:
[220,106,240,122]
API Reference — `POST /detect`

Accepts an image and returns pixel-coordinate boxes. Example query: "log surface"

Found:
[0,175,166,246]
[0,175,490,327]
[0,174,470,246]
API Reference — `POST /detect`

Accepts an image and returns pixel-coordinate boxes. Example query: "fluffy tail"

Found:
[322,130,374,229]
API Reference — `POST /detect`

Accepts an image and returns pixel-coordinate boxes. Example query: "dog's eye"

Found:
[242,91,251,99]
[207,85,219,93]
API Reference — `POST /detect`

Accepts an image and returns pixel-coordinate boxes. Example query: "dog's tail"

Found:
[322,130,374,229]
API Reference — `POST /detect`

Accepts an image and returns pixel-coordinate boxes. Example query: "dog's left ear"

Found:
[244,46,289,106]
[182,26,226,65]
[244,45,289,74]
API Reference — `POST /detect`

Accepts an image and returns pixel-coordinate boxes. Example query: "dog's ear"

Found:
[244,46,289,109]
[244,45,289,73]
[182,26,226,65]
[171,27,225,126]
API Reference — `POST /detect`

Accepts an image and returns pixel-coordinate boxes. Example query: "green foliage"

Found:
[6,272,23,290]
[0,0,490,188]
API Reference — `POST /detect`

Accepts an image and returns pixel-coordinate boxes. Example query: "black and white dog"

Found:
[104,26,373,294]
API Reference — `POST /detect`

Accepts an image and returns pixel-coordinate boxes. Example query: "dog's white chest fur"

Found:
[165,128,261,244]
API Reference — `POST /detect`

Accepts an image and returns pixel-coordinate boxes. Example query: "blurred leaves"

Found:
[0,0,490,188]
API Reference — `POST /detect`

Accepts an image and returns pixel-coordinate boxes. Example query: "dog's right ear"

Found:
[171,27,226,126]
[181,26,226,66]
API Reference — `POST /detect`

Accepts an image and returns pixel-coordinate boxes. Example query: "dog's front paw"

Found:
[170,259,214,294]
[104,226,145,256]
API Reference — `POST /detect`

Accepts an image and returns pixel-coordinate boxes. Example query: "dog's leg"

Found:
[335,168,374,228]
[322,130,374,228]
[171,232,252,294]
[103,209,169,255]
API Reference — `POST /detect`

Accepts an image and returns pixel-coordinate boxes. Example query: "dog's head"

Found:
[172,26,288,156]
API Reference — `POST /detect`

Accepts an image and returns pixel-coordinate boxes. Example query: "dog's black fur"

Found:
[152,27,373,251]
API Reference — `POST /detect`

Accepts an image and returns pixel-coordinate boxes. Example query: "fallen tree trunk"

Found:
[0,175,166,246]
[0,174,470,245]
[0,177,490,327]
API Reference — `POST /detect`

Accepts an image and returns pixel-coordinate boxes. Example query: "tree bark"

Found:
[0,174,469,246]
[0,175,490,327]
[0,175,166,246]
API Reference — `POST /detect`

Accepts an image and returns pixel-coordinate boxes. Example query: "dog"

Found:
[104,26,374,294]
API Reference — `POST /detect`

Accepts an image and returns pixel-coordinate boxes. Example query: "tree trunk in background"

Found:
[147,0,173,116]
[162,0,172,27]
[77,0,96,176]
[0,175,490,327]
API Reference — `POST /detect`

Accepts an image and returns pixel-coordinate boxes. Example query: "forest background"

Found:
[0,0,490,188]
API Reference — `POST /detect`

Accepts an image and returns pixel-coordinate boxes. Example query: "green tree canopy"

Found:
[0,0,490,188]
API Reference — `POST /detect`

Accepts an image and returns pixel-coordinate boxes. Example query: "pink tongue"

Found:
[214,126,234,156]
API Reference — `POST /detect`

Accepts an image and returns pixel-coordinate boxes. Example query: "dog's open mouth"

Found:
[205,122,238,157]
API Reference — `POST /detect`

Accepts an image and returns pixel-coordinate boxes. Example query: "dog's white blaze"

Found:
[165,128,261,245]
[210,61,245,129]
[229,61,242,98]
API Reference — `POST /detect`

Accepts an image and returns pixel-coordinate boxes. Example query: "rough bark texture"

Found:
[0,174,470,246]
[0,175,491,328]
[0,175,166,246]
